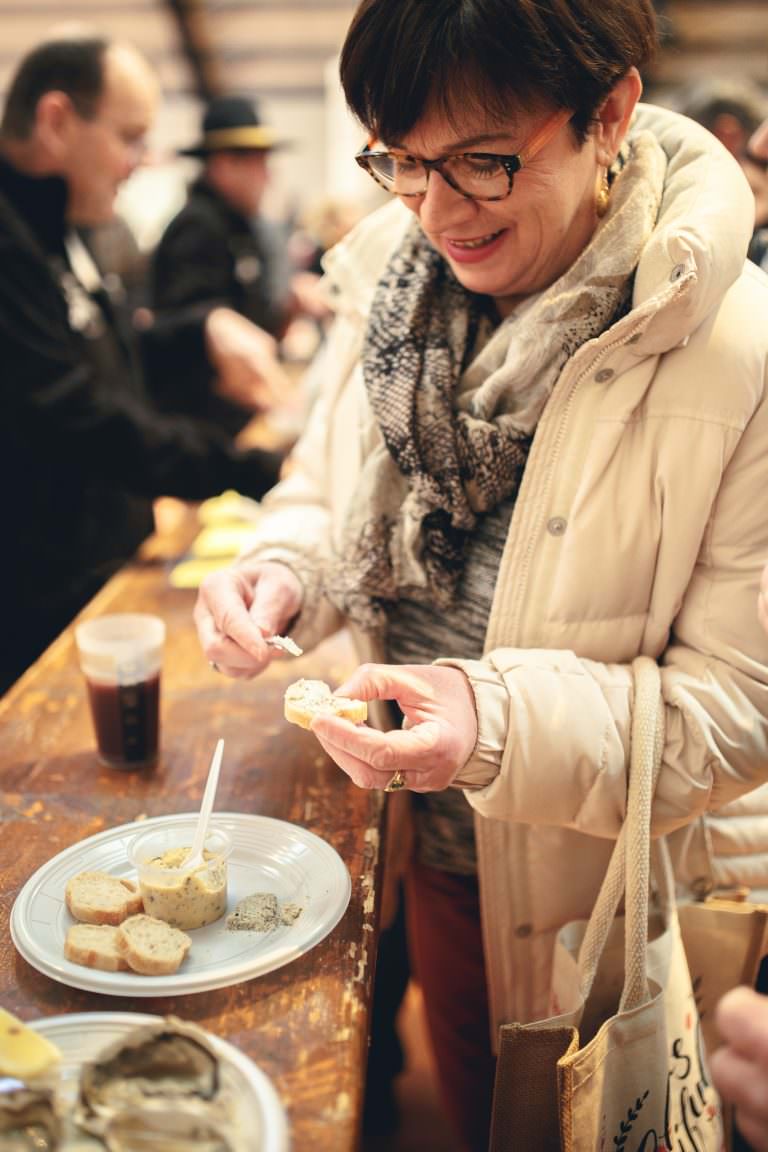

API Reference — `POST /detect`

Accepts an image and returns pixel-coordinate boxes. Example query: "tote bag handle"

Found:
[575,656,666,1011]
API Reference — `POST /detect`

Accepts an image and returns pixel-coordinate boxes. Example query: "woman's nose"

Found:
[415,168,476,230]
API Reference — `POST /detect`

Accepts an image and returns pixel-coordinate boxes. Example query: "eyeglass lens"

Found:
[366,153,511,199]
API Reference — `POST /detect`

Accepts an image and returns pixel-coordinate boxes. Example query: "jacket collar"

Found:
[191,176,252,231]
[0,153,68,255]
[630,103,754,353]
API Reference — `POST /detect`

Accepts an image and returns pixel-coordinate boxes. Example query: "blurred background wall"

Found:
[0,0,766,250]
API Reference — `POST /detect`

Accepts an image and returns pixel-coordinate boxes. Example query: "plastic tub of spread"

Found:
[128,821,231,930]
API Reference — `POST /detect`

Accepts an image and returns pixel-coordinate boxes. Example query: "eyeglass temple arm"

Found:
[519,108,572,166]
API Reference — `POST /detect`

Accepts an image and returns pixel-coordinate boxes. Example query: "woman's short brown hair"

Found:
[340,0,657,142]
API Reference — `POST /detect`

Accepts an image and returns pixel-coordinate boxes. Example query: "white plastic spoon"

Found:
[185,738,224,871]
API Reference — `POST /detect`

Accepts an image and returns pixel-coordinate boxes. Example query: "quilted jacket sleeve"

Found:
[443,329,768,838]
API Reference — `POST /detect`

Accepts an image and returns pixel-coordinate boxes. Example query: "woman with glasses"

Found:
[194,2,768,1147]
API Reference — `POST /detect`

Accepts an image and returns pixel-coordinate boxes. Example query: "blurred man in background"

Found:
[151,94,325,435]
[0,36,284,691]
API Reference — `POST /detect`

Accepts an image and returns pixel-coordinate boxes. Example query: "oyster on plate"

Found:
[0,1078,61,1152]
[75,1019,248,1152]
[101,1109,232,1151]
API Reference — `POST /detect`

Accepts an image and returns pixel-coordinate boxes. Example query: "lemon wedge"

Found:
[0,1007,61,1078]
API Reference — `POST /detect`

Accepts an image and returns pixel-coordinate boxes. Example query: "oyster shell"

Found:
[103,1108,232,1152]
[78,1018,217,1120]
[0,1078,61,1151]
[76,1018,234,1146]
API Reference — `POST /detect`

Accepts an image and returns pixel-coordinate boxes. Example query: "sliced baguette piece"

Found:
[64,924,131,972]
[116,914,192,976]
[284,678,368,730]
[65,870,143,926]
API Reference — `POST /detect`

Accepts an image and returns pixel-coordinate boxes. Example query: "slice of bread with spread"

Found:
[65,871,143,926]
[64,924,131,972]
[284,678,368,730]
[116,914,192,976]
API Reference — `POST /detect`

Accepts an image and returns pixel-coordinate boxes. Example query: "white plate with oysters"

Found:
[22,1012,289,1150]
[10,813,351,996]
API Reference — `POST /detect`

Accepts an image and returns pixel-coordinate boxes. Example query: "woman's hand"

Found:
[759,562,768,636]
[710,986,768,1151]
[309,663,478,792]
[193,559,303,678]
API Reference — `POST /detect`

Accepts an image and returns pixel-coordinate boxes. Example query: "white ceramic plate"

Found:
[31,1011,289,1151]
[11,813,351,996]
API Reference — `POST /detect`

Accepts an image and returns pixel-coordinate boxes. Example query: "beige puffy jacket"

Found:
[246,104,768,1029]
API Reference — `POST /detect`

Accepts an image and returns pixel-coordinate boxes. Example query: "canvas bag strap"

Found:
[576,656,665,1008]
[621,655,665,1010]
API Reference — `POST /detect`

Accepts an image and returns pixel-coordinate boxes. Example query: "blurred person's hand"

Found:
[759,562,768,635]
[710,986,768,1152]
[289,271,331,321]
[194,558,303,678]
[309,662,478,792]
[205,307,291,413]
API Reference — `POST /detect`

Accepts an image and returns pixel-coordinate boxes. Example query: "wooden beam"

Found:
[164,0,222,99]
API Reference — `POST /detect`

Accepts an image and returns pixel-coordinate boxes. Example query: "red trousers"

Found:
[406,858,497,1152]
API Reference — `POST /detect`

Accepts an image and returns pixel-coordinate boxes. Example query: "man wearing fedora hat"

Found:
[151,95,304,434]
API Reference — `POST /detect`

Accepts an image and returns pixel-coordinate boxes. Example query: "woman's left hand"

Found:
[309,663,478,792]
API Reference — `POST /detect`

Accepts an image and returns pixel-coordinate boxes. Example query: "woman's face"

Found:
[389,100,608,315]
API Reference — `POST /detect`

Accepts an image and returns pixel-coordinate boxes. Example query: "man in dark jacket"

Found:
[0,37,284,692]
[150,96,319,434]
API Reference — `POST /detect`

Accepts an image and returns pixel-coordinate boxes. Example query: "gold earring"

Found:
[595,169,611,218]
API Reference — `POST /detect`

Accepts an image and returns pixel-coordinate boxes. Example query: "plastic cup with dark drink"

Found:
[75,614,165,770]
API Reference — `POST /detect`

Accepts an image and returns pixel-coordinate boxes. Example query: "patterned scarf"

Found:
[325,132,666,631]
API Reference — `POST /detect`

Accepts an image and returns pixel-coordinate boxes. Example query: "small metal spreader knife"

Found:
[265,634,303,656]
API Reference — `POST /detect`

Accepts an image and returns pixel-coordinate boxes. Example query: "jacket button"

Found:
[515,923,532,938]
[594,368,614,383]
[547,516,567,536]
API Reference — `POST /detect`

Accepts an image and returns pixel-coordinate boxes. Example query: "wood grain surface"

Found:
[0,508,386,1151]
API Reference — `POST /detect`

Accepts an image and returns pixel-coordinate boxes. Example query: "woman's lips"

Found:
[443,230,506,264]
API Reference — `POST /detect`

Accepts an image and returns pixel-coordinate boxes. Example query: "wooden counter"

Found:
[0,507,385,1151]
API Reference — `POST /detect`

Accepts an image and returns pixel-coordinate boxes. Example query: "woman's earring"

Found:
[595,168,611,218]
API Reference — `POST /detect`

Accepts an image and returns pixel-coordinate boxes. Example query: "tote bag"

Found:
[489,657,724,1152]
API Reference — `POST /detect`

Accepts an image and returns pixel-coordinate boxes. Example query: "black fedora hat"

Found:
[179,95,288,157]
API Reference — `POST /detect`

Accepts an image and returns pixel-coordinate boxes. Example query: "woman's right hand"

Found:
[193,559,304,678]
